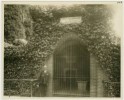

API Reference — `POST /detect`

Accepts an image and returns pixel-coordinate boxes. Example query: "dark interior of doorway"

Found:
[53,36,90,97]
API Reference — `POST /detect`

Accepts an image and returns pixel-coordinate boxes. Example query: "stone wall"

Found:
[45,55,53,96]
[90,54,108,97]
[96,62,109,97]
[90,54,97,96]
[46,54,108,97]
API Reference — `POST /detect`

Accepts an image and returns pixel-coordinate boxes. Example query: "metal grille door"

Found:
[53,39,90,97]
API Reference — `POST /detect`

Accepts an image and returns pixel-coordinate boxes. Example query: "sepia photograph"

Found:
[2,1,122,98]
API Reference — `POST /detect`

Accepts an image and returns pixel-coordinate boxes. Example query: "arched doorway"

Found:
[53,34,90,96]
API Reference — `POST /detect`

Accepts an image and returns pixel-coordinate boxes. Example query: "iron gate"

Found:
[52,38,90,97]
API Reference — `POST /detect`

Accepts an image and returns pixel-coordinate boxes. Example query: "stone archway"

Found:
[45,33,101,97]
[52,33,90,96]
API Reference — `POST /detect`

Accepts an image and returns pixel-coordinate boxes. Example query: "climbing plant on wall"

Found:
[4,4,120,97]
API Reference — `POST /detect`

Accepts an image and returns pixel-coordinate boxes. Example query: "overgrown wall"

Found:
[4,4,120,97]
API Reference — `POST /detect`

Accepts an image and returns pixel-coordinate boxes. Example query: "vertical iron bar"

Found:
[60,57,61,95]
[52,56,54,95]
[52,54,56,95]
[70,44,71,93]
[30,81,32,97]
[9,80,10,97]
[55,55,56,94]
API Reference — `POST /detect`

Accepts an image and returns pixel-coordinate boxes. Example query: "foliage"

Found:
[103,81,120,97]
[4,5,32,43]
[4,80,38,97]
[4,4,120,97]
